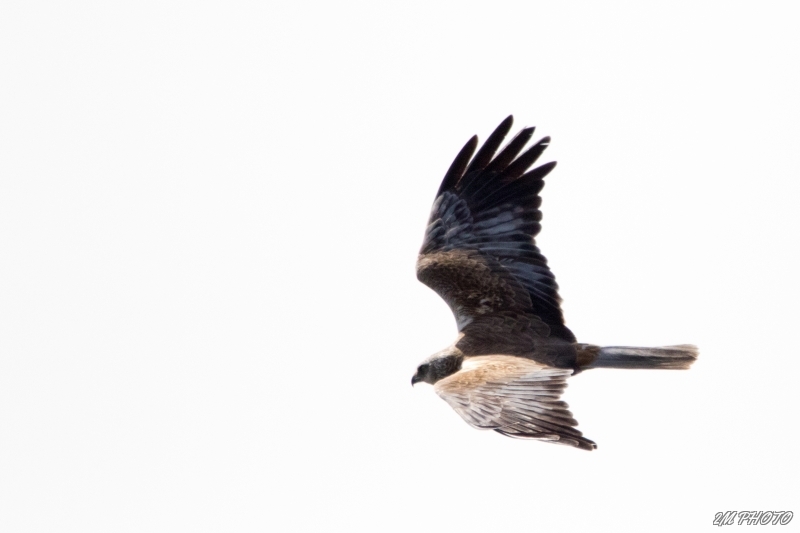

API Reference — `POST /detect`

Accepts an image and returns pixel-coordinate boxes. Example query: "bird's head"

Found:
[411,349,463,386]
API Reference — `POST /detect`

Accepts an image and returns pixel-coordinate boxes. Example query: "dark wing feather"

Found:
[417,116,575,343]
[435,355,596,451]
[437,136,478,196]
[465,115,513,175]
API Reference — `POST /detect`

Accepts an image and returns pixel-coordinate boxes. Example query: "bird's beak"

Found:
[411,374,421,386]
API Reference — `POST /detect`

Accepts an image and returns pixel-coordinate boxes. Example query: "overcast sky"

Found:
[2,2,799,532]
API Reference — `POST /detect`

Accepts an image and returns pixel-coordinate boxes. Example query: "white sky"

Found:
[2,1,799,531]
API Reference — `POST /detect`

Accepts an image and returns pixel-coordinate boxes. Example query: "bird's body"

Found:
[411,116,697,450]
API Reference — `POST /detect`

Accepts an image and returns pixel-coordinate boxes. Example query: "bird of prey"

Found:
[411,116,697,450]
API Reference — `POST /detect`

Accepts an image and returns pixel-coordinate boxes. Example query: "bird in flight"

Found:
[412,116,697,450]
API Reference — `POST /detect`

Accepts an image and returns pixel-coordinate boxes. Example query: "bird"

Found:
[411,116,697,450]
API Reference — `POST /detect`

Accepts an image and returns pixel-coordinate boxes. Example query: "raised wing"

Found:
[435,355,596,450]
[417,116,575,344]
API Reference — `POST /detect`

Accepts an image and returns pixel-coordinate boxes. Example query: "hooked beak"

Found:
[411,374,421,386]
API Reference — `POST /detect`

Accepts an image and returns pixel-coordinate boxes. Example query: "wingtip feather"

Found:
[438,135,479,194]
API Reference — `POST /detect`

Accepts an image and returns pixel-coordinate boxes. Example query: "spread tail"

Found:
[578,344,698,370]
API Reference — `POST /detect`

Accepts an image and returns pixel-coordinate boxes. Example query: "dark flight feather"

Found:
[482,127,536,176]
[465,115,514,175]
[437,136,478,196]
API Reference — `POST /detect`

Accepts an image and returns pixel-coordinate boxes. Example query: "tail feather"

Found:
[582,344,698,370]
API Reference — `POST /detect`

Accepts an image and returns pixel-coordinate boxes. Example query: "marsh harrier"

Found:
[411,116,697,450]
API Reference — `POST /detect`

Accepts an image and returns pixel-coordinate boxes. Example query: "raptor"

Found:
[411,116,697,450]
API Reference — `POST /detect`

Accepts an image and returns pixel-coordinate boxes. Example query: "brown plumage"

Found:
[411,116,698,451]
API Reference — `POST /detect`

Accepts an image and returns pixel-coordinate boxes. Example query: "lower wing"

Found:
[434,355,596,450]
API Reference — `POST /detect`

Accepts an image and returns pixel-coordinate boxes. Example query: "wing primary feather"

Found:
[456,129,541,210]
[498,137,551,181]
[437,135,478,195]
[494,428,597,450]
[456,169,499,203]
[483,127,535,176]
[465,115,514,174]
[475,162,556,212]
